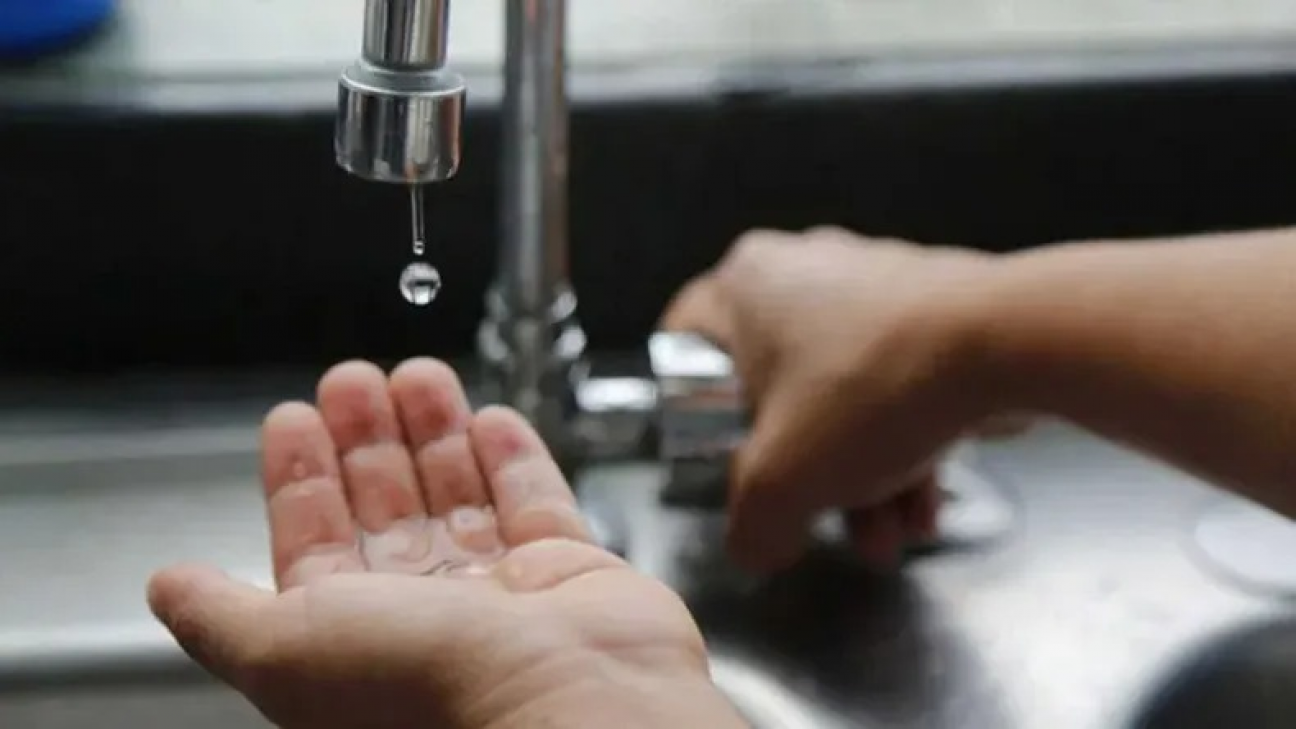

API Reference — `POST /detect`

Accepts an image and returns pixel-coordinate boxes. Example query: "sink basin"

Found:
[711,654,835,728]
[575,461,1010,728]
[1127,617,1296,729]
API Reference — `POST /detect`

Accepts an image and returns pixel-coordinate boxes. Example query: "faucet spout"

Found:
[335,0,465,185]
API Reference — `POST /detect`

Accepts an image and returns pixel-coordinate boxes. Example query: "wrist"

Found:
[486,666,747,729]
[952,239,1126,419]
[895,249,1016,427]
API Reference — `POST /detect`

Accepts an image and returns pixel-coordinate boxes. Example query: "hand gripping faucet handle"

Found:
[646,333,748,508]
[646,332,1017,548]
[335,0,466,184]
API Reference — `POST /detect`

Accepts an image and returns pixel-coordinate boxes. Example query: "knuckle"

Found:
[726,229,779,263]
[165,606,209,659]
[804,224,852,239]
[719,230,784,283]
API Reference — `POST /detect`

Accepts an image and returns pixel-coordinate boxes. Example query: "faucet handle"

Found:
[645,331,1016,547]
[648,332,747,459]
[647,332,747,507]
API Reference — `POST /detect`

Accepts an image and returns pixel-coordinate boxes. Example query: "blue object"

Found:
[0,0,115,58]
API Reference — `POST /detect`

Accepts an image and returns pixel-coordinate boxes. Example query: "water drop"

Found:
[409,184,427,257]
[399,261,442,306]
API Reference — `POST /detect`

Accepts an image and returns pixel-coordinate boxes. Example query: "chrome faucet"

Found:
[332,1,1014,547]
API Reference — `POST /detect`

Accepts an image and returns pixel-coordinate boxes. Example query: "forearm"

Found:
[970,227,1296,514]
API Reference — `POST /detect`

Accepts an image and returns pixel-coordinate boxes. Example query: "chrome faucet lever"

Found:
[644,332,1015,547]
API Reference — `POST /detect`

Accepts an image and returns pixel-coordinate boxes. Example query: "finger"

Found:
[317,361,425,532]
[388,358,488,517]
[801,225,866,244]
[261,402,363,589]
[147,563,277,691]
[725,431,815,573]
[802,226,910,250]
[658,274,736,351]
[724,378,829,573]
[845,504,907,569]
[470,406,593,547]
[722,228,798,265]
[898,473,942,543]
[492,539,626,593]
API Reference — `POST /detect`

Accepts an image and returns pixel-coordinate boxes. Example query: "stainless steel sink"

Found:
[2,378,1296,728]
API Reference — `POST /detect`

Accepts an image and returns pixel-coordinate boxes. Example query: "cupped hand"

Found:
[663,227,1005,573]
[148,360,743,729]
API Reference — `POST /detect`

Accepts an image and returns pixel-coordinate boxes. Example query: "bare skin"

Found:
[147,359,747,729]
[975,229,1296,516]
[663,225,1296,572]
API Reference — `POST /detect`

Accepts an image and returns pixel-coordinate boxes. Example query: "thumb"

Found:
[147,563,276,689]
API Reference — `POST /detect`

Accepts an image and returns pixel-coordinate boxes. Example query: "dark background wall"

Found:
[3,57,1296,374]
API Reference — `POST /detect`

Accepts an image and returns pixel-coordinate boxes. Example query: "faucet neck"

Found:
[499,0,570,316]
[362,0,450,70]
[483,0,586,446]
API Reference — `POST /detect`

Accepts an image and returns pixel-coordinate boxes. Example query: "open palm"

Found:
[148,359,721,729]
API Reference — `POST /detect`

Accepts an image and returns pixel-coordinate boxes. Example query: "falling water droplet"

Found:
[399,262,442,306]
[410,184,426,257]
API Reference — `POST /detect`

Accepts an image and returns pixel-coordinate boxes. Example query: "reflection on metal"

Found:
[936,443,1017,548]
[711,653,835,729]
[1128,616,1296,729]
[1192,497,1296,598]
